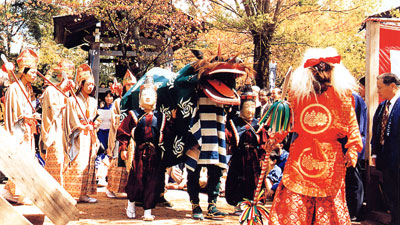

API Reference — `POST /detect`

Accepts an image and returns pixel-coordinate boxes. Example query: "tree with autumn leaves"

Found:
[0,0,395,88]
[185,0,386,88]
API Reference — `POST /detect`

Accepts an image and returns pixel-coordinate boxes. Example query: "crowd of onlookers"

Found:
[0,72,395,223]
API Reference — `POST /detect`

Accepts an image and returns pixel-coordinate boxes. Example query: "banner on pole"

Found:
[379,25,400,79]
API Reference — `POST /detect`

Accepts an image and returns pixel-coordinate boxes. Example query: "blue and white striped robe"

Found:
[185,95,228,171]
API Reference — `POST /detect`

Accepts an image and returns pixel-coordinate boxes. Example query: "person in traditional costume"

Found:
[268,47,363,224]
[63,64,100,203]
[1,49,40,204]
[117,74,166,221]
[40,59,75,185]
[225,83,264,215]
[105,69,136,198]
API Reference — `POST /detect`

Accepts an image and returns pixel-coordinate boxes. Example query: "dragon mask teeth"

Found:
[201,79,240,105]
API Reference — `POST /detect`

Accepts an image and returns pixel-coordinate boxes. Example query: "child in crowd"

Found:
[266,141,289,199]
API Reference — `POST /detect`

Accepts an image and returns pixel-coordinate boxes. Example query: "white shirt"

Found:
[388,89,400,115]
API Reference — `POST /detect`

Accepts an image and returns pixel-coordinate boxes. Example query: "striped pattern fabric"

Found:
[186,96,227,171]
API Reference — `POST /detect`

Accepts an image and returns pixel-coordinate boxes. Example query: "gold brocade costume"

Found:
[40,85,67,184]
[4,81,36,196]
[283,87,362,197]
[63,93,99,199]
[106,98,128,193]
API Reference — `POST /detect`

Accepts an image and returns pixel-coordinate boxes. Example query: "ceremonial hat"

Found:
[75,64,93,86]
[17,49,38,72]
[56,59,75,79]
[240,83,257,101]
[140,73,156,91]
[123,69,137,86]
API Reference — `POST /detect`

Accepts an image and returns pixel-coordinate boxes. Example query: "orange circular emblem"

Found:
[300,104,332,134]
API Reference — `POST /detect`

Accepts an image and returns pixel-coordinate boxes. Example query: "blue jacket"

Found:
[371,98,400,171]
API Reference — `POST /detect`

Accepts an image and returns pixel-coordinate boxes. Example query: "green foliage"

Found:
[0,0,87,88]
[43,0,205,77]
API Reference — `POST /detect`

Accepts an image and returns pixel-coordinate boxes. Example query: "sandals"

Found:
[78,196,98,203]
[142,215,155,221]
[126,208,136,219]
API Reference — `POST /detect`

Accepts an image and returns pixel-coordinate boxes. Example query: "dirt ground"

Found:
[44,187,267,225]
[2,183,386,224]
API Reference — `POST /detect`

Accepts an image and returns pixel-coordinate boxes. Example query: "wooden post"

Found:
[89,22,101,100]
[365,19,380,211]
[0,127,79,225]
[0,197,32,225]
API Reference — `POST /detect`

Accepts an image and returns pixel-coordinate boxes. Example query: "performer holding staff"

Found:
[1,49,41,204]
[63,64,100,203]
[40,59,75,185]
[225,83,265,215]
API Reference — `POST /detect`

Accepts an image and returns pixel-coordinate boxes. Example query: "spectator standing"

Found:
[371,73,400,225]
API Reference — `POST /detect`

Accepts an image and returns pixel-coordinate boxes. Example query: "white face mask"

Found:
[139,88,157,110]
[240,101,256,121]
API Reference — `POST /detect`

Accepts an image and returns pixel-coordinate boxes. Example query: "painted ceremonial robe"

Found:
[269,87,362,225]
[63,93,99,199]
[225,117,263,206]
[117,108,166,210]
[4,81,36,195]
[120,66,228,171]
[106,97,128,193]
[40,85,67,184]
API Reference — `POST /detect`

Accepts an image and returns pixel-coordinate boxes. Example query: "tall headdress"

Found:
[17,49,38,73]
[56,59,75,80]
[123,69,137,86]
[75,64,93,86]
[139,73,157,110]
[140,73,156,92]
[240,83,257,108]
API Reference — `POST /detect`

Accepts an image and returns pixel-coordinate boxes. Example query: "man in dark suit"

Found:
[342,92,367,221]
[371,72,400,225]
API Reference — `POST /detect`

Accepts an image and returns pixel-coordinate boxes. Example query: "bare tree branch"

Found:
[209,0,241,17]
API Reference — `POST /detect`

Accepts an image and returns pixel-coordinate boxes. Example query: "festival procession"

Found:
[0,0,399,225]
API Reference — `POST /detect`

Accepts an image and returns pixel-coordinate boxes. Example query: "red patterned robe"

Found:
[117,108,166,210]
[269,87,362,224]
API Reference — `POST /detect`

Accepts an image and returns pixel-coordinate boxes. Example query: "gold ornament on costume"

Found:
[123,69,137,86]
[304,110,328,127]
[300,104,331,134]
[17,49,38,71]
[75,64,93,86]
[297,140,332,179]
